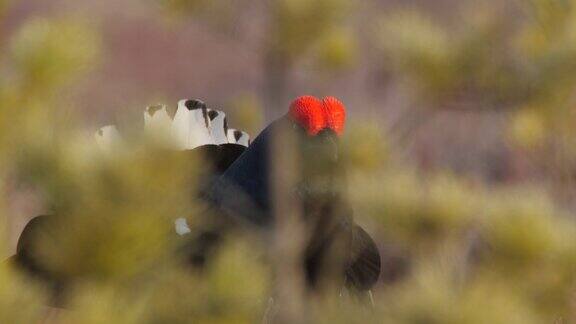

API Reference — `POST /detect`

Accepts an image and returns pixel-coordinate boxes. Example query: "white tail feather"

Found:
[95,125,121,151]
[173,99,215,150]
[96,99,250,153]
[226,129,250,147]
[144,104,172,131]
[207,109,229,145]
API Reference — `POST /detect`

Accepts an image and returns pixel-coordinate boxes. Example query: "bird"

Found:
[124,95,380,291]
[207,95,380,292]
[7,98,251,304]
[8,96,380,302]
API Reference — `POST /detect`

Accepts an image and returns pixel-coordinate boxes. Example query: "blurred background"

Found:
[3,0,576,322]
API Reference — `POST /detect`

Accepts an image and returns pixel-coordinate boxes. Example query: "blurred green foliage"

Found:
[377,0,576,171]
[55,239,268,324]
[226,93,264,136]
[2,0,576,323]
[10,18,100,94]
[160,0,353,65]
[350,163,576,321]
[16,143,193,281]
[314,27,357,72]
[342,122,390,172]
[270,0,351,61]
[0,267,45,323]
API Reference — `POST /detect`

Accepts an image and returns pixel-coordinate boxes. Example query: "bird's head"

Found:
[287,96,347,194]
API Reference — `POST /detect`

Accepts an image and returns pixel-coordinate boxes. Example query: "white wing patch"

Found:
[174,217,191,236]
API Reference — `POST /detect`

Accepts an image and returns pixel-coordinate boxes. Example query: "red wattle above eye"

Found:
[322,96,346,136]
[288,96,324,136]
